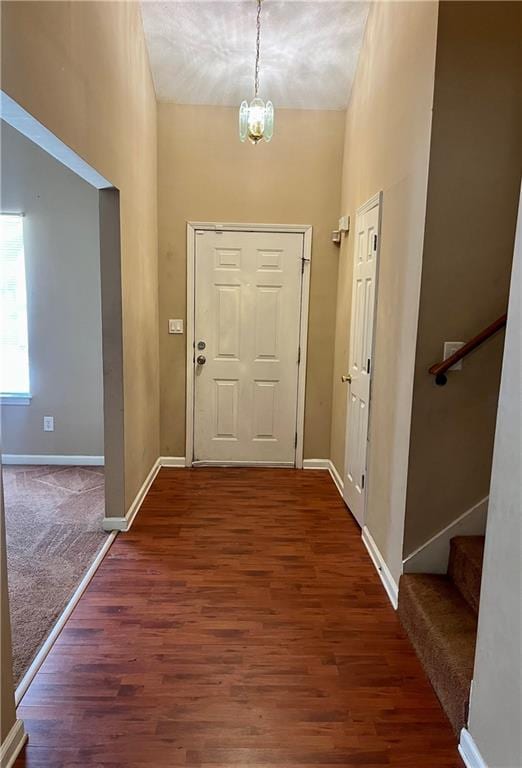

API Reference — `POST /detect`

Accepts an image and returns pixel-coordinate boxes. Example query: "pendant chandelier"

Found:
[239,0,274,144]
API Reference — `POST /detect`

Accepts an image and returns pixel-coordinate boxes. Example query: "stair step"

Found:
[398,573,477,735]
[448,536,485,614]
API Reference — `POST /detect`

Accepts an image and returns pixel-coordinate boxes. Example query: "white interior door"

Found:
[343,196,380,526]
[193,230,303,464]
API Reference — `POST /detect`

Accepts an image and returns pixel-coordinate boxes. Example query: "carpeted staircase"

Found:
[398,535,485,735]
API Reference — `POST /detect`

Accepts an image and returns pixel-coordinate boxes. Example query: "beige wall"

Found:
[468,187,521,768]
[403,1,522,555]
[330,1,439,581]
[1,122,104,457]
[158,104,345,459]
[1,0,160,508]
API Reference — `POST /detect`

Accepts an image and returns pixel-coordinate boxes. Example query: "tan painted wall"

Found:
[330,1,439,581]
[158,104,345,459]
[1,122,104,457]
[468,186,522,768]
[1,1,160,508]
[403,1,522,555]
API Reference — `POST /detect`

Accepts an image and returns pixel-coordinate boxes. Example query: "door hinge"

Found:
[297,346,301,365]
[367,357,371,374]
[361,474,365,490]
[301,258,305,274]
[373,234,378,252]
[295,432,298,449]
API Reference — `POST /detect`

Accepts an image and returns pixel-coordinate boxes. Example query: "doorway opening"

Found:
[185,223,312,468]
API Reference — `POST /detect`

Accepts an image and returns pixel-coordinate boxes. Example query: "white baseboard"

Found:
[459,728,488,768]
[2,454,104,466]
[15,530,117,704]
[303,459,344,498]
[160,456,186,467]
[103,458,161,532]
[362,525,399,609]
[403,496,488,574]
[0,719,27,768]
[328,461,344,497]
[303,459,330,470]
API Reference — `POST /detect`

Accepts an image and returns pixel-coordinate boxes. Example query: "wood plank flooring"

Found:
[15,468,462,767]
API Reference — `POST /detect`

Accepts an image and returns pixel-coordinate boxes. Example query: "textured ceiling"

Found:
[140,1,369,110]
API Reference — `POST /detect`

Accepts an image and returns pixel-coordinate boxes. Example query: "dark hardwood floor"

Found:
[15,468,462,767]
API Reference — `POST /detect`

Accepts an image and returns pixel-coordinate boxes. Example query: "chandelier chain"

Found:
[254,0,261,97]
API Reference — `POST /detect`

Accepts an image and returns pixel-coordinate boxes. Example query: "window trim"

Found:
[0,393,32,406]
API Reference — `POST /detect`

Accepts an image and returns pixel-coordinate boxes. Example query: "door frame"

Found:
[185,221,312,468]
[343,191,383,527]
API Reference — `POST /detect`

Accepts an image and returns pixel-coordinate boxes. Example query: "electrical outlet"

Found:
[43,415,54,432]
[444,342,465,371]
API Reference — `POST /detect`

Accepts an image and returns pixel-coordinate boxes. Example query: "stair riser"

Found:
[448,540,484,614]
[399,595,470,735]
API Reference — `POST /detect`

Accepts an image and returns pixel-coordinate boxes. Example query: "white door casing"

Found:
[189,227,310,465]
[343,194,381,526]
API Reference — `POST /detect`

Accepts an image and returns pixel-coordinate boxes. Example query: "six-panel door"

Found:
[194,230,303,464]
[343,202,380,526]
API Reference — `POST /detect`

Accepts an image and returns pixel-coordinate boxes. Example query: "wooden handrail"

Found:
[429,313,507,386]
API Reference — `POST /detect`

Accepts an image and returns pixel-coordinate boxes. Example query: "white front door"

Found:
[343,195,381,526]
[193,230,303,464]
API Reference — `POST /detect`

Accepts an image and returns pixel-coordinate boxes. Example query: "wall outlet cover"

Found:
[43,415,54,432]
[444,341,465,371]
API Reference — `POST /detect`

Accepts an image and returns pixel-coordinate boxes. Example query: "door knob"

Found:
[341,374,352,383]
[196,355,206,365]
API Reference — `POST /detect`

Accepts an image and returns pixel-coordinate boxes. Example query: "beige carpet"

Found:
[3,465,108,685]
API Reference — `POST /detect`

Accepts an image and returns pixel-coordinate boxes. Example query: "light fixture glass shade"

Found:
[264,101,274,142]
[239,100,249,142]
[239,97,275,144]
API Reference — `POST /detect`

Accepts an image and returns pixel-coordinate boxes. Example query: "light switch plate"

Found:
[43,415,54,432]
[338,215,350,233]
[169,319,184,334]
[444,341,465,371]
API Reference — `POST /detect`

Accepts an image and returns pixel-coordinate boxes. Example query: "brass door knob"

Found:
[341,374,352,383]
